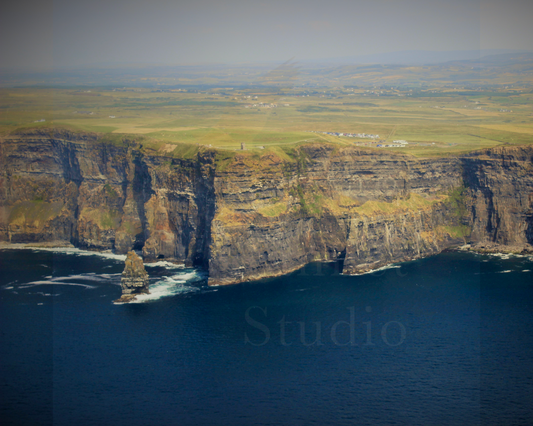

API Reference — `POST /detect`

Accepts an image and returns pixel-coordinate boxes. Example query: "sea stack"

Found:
[114,251,150,303]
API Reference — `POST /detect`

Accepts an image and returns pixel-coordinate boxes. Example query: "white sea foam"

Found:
[19,281,97,289]
[3,244,206,302]
[16,273,120,291]
[174,271,202,281]
[2,245,127,261]
[145,261,185,269]
[344,264,402,276]
[53,273,119,283]
[523,270,530,272]
[124,282,194,303]
[54,248,126,261]
[487,252,531,260]
[498,270,512,274]
[120,270,205,304]
[493,253,511,260]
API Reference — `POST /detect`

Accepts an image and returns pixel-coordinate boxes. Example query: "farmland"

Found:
[1,83,532,157]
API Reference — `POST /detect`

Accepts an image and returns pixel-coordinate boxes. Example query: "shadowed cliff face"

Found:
[1,129,532,285]
[462,146,533,249]
[0,130,216,269]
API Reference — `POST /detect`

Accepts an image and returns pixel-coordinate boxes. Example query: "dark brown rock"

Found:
[114,251,149,303]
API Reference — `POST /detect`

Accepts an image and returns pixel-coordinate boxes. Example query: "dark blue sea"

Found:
[1,248,533,426]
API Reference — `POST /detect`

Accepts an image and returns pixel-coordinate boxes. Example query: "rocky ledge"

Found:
[460,242,533,255]
[114,251,150,303]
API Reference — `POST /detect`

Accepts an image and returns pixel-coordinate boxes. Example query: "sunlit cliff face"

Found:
[1,130,532,285]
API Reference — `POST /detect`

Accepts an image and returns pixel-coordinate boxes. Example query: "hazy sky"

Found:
[1,0,532,70]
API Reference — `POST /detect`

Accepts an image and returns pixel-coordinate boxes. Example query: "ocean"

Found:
[1,248,533,425]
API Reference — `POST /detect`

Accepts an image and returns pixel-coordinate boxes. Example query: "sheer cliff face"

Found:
[208,145,465,283]
[0,130,215,268]
[1,130,532,285]
[462,146,533,248]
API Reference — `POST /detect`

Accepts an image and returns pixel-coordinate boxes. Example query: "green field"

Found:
[1,85,532,157]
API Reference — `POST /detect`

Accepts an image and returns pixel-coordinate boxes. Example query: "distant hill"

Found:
[308,49,532,65]
[450,51,533,66]
[1,50,532,88]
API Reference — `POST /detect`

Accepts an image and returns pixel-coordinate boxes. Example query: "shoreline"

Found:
[2,241,533,285]
[0,242,187,267]
[0,241,75,249]
[457,242,533,256]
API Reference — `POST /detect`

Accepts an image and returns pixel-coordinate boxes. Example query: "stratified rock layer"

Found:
[461,146,533,251]
[1,129,532,285]
[115,251,149,303]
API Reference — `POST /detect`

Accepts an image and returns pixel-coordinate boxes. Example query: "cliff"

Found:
[208,145,466,283]
[462,146,533,253]
[1,129,532,285]
[0,129,215,269]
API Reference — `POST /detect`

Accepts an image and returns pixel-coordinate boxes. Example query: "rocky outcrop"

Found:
[1,129,532,286]
[114,251,149,303]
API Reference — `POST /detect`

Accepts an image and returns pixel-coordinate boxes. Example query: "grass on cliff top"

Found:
[2,87,533,158]
[212,142,318,173]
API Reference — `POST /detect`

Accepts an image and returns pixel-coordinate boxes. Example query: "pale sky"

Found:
[1,0,532,70]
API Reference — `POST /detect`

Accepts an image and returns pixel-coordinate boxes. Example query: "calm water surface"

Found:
[1,248,533,426]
